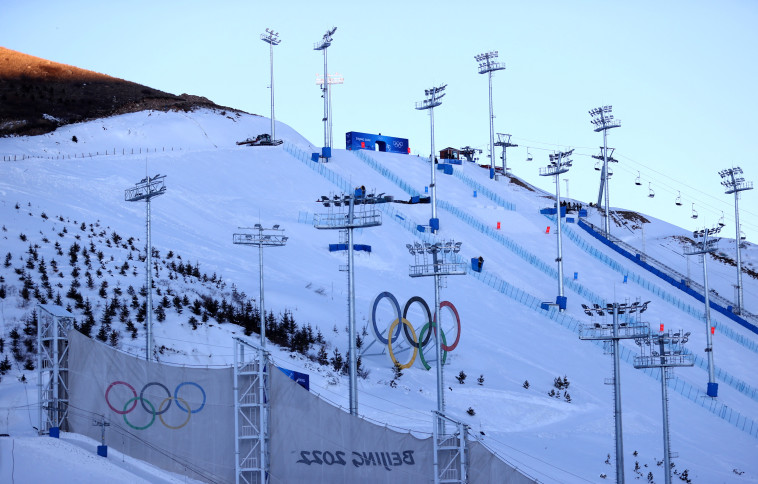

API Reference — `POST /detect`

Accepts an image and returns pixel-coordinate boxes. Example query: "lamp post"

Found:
[260,28,280,142]
[233,224,287,348]
[683,225,721,397]
[719,167,753,315]
[589,106,621,237]
[415,84,447,233]
[316,73,344,149]
[580,300,651,484]
[125,174,167,361]
[314,27,337,150]
[540,149,573,310]
[475,51,505,180]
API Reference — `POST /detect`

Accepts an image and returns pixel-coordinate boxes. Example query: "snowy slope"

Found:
[1,109,757,483]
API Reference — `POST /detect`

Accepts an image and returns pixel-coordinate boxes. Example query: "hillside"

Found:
[1,105,757,482]
[0,47,241,137]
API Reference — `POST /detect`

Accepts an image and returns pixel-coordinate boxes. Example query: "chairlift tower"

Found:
[589,106,621,237]
[683,225,721,397]
[233,225,288,349]
[125,174,166,361]
[494,133,518,176]
[260,28,281,142]
[314,27,337,150]
[719,167,753,315]
[314,189,385,416]
[540,150,573,310]
[416,84,447,232]
[580,300,651,484]
[407,241,466,436]
[634,328,694,484]
[475,51,505,180]
[316,73,344,149]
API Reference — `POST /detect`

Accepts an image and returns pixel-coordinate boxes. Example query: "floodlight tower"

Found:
[314,27,337,150]
[233,224,288,348]
[540,150,573,310]
[415,84,447,232]
[314,189,384,416]
[260,28,281,142]
[683,225,722,397]
[719,167,753,315]
[589,106,621,237]
[125,174,167,361]
[634,328,694,484]
[475,51,505,180]
[316,73,344,149]
[580,300,651,484]
[407,240,467,435]
[494,133,518,175]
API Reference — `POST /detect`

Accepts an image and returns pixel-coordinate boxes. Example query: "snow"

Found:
[0,108,757,483]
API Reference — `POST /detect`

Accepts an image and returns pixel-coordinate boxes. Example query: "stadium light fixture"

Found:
[475,51,506,180]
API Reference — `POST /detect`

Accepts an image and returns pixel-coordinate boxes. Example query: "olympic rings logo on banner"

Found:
[105,381,206,430]
[370,292,461,370]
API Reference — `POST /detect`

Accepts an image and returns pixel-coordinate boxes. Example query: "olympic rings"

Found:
[105,380,205,430]
[370,292,461,370]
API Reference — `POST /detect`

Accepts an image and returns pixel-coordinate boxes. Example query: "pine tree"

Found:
[466,407,476,416]
[316,345,329,366]
[523,380,530,389]
[456,370,467,384]
[477,374,485,385]
[330,348,343,372]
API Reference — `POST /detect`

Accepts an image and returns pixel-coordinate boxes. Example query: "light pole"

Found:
[314,27,337,150]
[314,189,385,416]
[589,106,621,237]
[580,300,651,484]
[475,51,505,180]
[719,167,753,315]
[316,73,344,149]
[415,84,447,233]
[260,28,280,142]
[634,328,694,484]
[233,224,288,348]
[125,174,167,361]
[540,149,573,311]
[684,225,722,397]
[494,133,518,176]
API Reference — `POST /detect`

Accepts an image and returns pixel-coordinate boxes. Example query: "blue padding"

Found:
[490,168,495,179]
[430,218,440,231]
[354,244,372,253]
[49,427,60,438]
[574,272,578,280]
[311,152,319,162]
[321,146,332,158]
[416,224,426,233]
[443,165,453,175]
[567,217,575,223]
[97,445,108,457]
[540,302,550,310]
[578,209,588,217]
[556,296,567,310]
[411,196,420,203]
[437,163,445,170]
[329,243,348,252]
[471,258,483,272]
[707,382,719,398]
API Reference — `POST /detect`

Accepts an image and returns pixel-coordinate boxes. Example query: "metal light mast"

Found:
[475,51,505,180]
[415,84,447,232]
[684,225,722,397]
[314,189,384,416]
[589,106,621,236]
[494,133,518,176]
[316,73,344,149]
[233,224,288,348]
[581,300,651,484]
[125,174,167,361]
[260,28,280,142]
[634,328,694,484]
[314,27,336,149]
[540,150,573,310]
[719,167,753,315]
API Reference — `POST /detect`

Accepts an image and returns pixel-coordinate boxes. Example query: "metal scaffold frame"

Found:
[433,411,469,484]
[234,337,270,484]
[37,304,75,435]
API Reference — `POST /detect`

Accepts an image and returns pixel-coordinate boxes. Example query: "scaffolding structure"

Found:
[234,337,270,484]
[37,304,75,435]
[433,411,469,484]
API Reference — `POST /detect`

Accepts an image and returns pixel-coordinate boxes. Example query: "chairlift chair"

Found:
[526,149,533,162]
[691,203,698,219]
[594,161,601,171]
[635,172,642,186]
[718,211,725,227]
[648,182,655,198]
[675,191,682,206]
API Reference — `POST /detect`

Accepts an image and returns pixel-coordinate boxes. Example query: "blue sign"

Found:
[346,131,409,154]
[278,367,310,391]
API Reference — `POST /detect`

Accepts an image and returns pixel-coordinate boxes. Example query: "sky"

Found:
[2,0,757,242]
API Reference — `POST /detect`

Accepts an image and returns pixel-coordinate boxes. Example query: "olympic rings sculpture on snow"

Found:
[105,381,206,430]
[370,292,461,370]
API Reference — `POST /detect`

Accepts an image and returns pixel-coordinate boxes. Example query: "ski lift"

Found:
[675,191,682,206]
[607,166,613,177]
[594,161,601,171]
[740,231,747,248]
[526,149,533,162]
[691,203,698,219]
[718,211,725,227]
[648,182,655,198]
[634,171,641,186]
